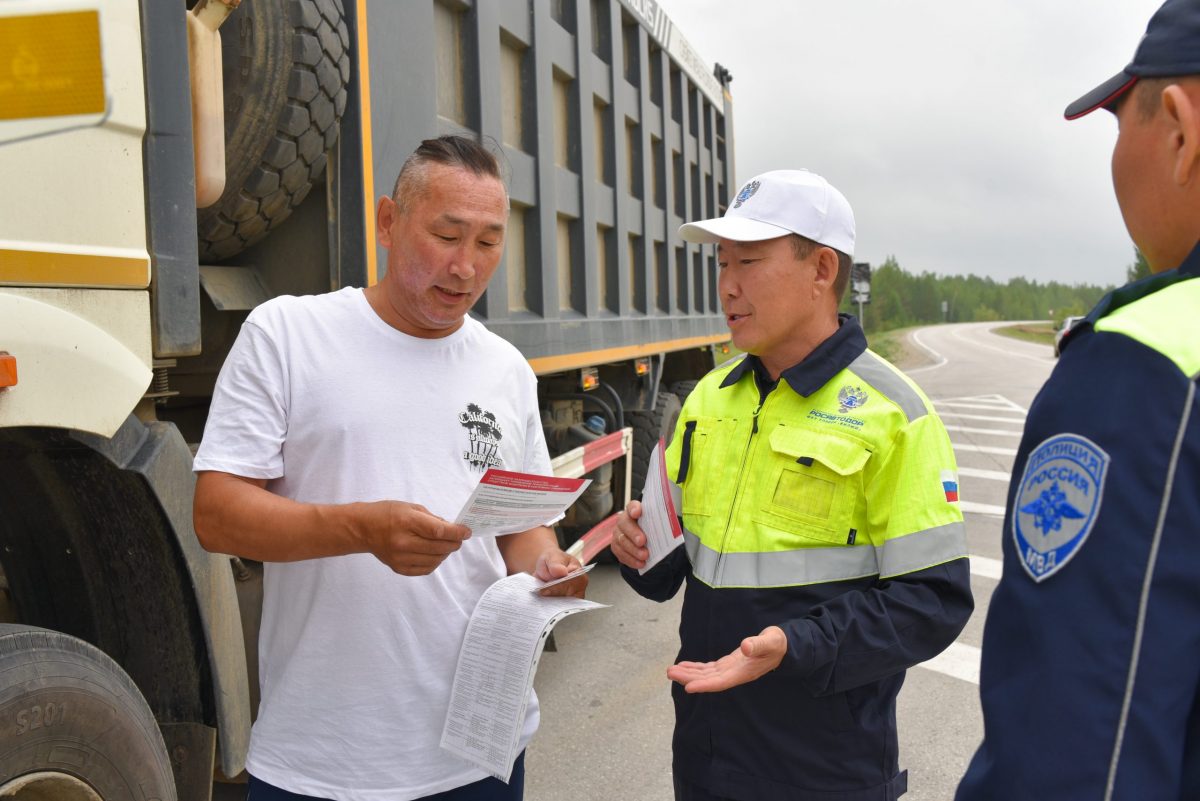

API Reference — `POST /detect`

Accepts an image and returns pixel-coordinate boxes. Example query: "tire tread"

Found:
[628,391,682,501]
[0,625,176,798]
[198,0,350,262]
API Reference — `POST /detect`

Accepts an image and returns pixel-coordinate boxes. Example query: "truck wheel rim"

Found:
[0,772,103,801]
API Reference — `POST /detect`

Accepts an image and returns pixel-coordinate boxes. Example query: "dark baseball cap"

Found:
[1065,0,1200,120]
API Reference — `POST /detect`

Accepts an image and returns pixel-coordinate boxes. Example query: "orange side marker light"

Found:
[0,353,17,389]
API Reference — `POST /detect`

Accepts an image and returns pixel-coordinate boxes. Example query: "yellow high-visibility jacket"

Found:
[624,316,972,801]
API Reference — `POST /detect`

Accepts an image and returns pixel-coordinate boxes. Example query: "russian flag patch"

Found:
[941,470,959,503]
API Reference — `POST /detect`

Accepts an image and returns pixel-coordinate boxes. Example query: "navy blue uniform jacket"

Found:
[958,245,1200,800]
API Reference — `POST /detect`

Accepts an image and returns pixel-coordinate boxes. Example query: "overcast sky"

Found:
[654,0,1165,287]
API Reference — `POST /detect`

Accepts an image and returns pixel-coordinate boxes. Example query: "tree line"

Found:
[841,249,1147,333]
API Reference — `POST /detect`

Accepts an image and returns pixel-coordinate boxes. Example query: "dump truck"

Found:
[0,0,734,797]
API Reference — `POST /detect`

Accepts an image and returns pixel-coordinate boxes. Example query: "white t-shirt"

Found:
[194,288,551,800]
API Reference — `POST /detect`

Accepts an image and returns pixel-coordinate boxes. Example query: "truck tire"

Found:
[0,625,176,801]
[668,380,699,405]
[628,391,682,500]
[197,0,351,262]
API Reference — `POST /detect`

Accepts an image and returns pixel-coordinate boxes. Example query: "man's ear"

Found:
[376,196,396,248]
[812,247,839,298]
[1162,83,1200,187]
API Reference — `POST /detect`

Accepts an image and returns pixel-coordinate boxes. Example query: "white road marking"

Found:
[960,500,1006,517]
[936,400,1023,411]
[952,324,1054,367]
[937,410,1028,424]
[906,329,948,374]
[944,424,1023,438]
[970,555,1003,581]
[919,641,981,685]
[954,442,1018,456]
[940,393,1027,412]
[958,466,1012,481]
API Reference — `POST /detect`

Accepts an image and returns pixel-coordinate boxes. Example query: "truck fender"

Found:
[0,293,151,438]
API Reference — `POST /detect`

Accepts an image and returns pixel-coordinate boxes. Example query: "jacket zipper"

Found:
[714,390,770,584]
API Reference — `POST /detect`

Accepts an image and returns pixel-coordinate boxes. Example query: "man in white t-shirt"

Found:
[193,135,587,801]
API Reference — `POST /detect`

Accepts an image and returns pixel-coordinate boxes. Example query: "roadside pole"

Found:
[852,262,871,328]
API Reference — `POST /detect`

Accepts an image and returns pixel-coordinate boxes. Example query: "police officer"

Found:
[611,169,974,801]
[956,2,1200,799]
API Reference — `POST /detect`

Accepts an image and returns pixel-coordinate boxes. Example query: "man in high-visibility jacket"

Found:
[612,169,973,801]
[956,2,1200,799]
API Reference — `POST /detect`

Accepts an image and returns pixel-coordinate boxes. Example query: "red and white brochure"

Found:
[454,469,591,537]
[638,438,684,574]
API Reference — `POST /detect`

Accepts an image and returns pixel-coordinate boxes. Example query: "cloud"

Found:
[656,0,1160,284]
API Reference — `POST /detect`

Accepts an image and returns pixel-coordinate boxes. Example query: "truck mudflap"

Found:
[74,414,251,779]
[550,427,632,564]
[0,292,152,437]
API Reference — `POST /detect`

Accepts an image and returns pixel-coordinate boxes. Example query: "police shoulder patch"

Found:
[1012,433,1110,582]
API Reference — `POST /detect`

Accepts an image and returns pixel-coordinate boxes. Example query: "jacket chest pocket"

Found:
[753,425,871,545]
[677,416,738,518]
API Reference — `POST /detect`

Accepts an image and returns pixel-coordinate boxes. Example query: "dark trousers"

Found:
[246,752,526,801]
[674,771,908,800]
[673,776,737,801]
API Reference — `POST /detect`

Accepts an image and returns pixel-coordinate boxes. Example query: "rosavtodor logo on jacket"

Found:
[1013,433,1110,582]
[837,385,869,413]
[459,403,504,472]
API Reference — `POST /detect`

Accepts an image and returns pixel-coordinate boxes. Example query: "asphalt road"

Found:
[525,322,1058,801]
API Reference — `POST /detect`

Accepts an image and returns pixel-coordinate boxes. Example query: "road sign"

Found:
[851,262,871,305]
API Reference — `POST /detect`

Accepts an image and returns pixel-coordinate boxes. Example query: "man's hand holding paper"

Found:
[360,499,472,577]
[612,501,650,569]
[612,439,682,573]
[533,554,591,598]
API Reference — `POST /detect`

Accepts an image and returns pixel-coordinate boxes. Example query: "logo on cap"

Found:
[733,180,761,208]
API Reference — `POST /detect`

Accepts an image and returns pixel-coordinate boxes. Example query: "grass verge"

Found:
[993,322,1054,347]
[862,326,938,370]
[865,328,906,364]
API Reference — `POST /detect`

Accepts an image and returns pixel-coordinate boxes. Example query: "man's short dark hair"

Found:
[790,234,853,300]
[1131,75,1200,120]
[391,135,504,214]
[1135,77,1173,120]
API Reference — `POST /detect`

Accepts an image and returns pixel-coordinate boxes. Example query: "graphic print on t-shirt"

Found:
[459,403,505,472]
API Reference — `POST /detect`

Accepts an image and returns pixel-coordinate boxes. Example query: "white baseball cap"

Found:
[679,169,855,256]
